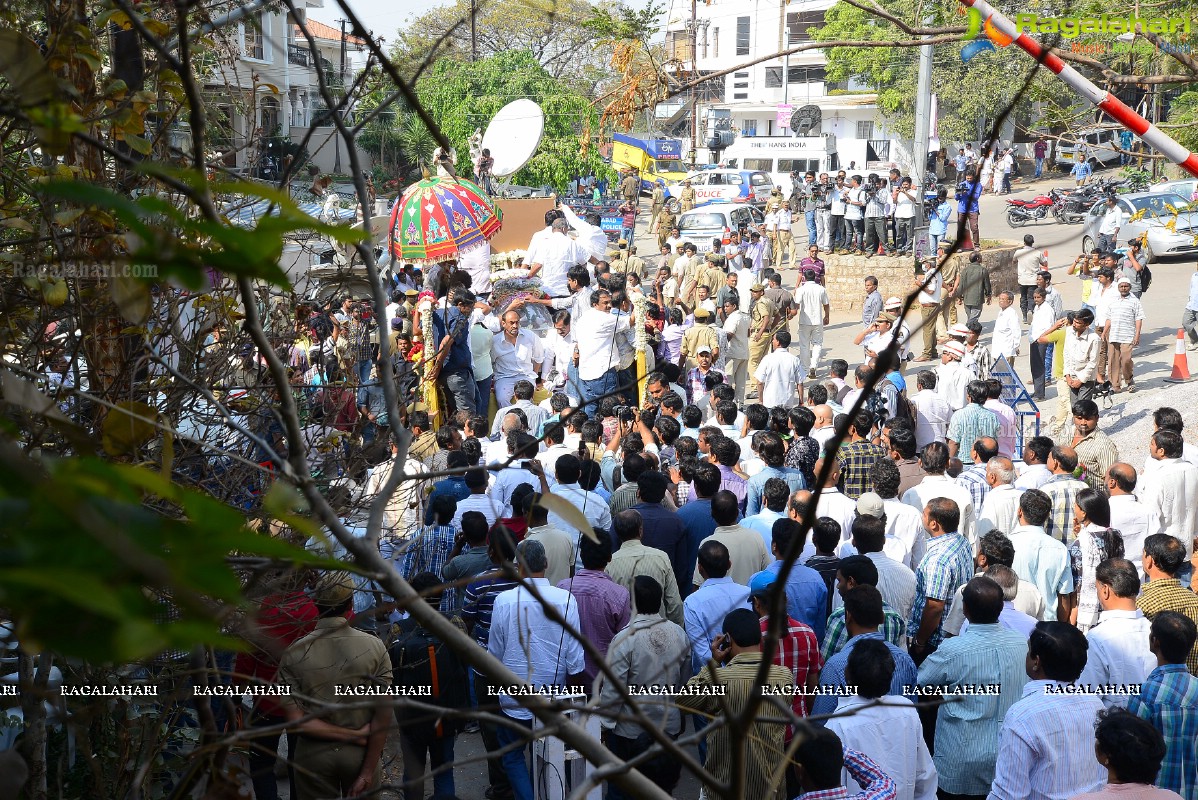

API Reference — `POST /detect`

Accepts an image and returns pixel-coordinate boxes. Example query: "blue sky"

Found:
[309,0,442,47]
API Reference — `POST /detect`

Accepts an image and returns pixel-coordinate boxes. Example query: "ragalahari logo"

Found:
[960,6,1015,62]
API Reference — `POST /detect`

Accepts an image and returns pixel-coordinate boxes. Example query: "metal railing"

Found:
[288,44,311,68]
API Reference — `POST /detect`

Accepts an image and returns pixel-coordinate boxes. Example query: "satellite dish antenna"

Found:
[482,99,545,178]
[790,105,822,136]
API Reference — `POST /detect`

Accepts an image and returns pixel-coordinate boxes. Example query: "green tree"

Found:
[414,50,609,189]
[391,0,615,95]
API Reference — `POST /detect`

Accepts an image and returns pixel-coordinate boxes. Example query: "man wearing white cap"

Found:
[882,297,913,362]
[936,340,971,412]
[1103,276,1144,393]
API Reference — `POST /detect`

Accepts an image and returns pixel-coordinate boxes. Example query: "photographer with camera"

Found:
[814,172,834,250]
[844,175,867,254]
[863,174,889,257]
[797,171,820,247]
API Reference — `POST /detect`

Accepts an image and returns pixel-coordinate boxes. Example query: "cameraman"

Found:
[844,175,866,253]
[799,171,820,247]
[814,172,834,250]
[955,168,984,248]
[863,174,888,257]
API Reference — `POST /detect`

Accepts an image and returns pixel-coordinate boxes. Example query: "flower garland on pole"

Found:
[417,294,441,430]
[632,292,649,406]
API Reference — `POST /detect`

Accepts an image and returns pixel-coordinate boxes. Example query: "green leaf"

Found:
[109,275,152,325]
[123,133,152,155]
[0,29,59,108]
[0,569,129,618]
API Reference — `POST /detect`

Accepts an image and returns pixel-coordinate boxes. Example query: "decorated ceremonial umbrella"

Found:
[388,176,502,263]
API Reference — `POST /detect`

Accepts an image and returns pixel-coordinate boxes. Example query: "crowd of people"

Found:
[224,177,1198,800]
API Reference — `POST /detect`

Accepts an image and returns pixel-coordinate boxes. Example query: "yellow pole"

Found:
[632,294,649,405]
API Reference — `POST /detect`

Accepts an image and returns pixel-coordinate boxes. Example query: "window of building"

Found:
[666,30,692,61]
[867,140,891,162]
[856,120,875,140]
[736,17,750,55]
[786,11,825,44]
[243,13,266,60]
[765,67,783,88]
[734,93,748,99]
[787,66,827,84]
[742,119,757,136]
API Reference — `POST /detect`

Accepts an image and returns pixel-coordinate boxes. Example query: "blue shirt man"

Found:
[750,518,828,640]
[956,177,984,215]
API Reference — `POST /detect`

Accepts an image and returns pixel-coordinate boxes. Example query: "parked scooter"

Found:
[1005,192,1056,226]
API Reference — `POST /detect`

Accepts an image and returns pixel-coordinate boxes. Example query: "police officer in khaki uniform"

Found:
[649,181,666,233]
[678,245,705,305]
[625,245,646,279]
[610,240,630,274]
[620,169,640,206]
[698,252,726,299]
[656,206,677,250]
[679,308,720,370]
[680,180,696,212]
[277,572,394,800]
[747,283,777,382]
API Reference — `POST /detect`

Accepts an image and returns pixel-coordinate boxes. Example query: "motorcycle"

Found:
[1051,181,1114,224]
[1005,192,1056,226]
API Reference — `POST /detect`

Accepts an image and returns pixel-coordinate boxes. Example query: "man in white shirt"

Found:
[977,457,1024,537]
[1095,195,1124,253]
[573,289,631,416]
[1140,430,1198,567]
[488,539,585,790]
[1105,463,1159,576]
[1061,307,1101,404]
[1076,558,1155,709]
[721,296,751,402]
[911,370,953,452]
[826,639,938,800]
[1014,436,1054,491]
[991,291,1023,362]
[935,341,971,412]
[915,260,944,362]
[528,217,592,298]
[870,462,927,569]
[1140,408,1198,482]
[489,310,544,410]
[851,507,918,623]
[794,268,830,377]
[1028,287,1056,400]
[559,204,610,264]
[490,381,548,438]
[988,621,1106,800]
[754,329,804,409]
[774,202,794,268]
[902,441,976,546]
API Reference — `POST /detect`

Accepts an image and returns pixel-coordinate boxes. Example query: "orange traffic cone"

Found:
[1165,329,1194,383]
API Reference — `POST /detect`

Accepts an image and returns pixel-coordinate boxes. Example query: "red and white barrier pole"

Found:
[959,0,1198,179]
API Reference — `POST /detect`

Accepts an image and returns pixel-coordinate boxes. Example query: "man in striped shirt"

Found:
[1129,612,1198,800]
[989,622,1106,800]
[1102,277,1144,393]
[1041,446,1089,544]
[918,577,1029,798]
[684,608,795,800]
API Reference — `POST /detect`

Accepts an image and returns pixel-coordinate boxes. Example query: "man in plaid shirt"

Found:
[909,498,974,660]
[1138,534,1198,675]
[749,572,822,718]
[837,410,887,500]
[1041,446,1089,544]
[1129,612,1198,800]
[344,303,375,384]
[821,555,907,659]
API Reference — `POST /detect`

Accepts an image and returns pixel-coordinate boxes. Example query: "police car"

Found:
[664,169,775,213]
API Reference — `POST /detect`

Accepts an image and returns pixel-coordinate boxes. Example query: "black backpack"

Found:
[388,619,468,736]
[1140,264,1153,293]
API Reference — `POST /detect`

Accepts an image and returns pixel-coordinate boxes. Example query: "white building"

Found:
[201,1,372,176]
[659,0,911,176]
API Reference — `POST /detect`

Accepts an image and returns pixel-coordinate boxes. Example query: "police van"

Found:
[720,135,838,193]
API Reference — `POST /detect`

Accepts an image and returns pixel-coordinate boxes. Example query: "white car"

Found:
[664,169,775,212]
[677,203,766,246]
[1080,191,1197,263]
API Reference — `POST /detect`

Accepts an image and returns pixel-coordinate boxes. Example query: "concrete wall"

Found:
[292,125,373,175]
[822,245,1019,313]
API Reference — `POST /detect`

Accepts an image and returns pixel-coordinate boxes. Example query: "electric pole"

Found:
[689,0,698,170]
[912,17,934,233]
[335,18,347,174]
[470,0,478,61]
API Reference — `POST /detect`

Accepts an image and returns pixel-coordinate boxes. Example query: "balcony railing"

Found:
[288,44,311,68]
